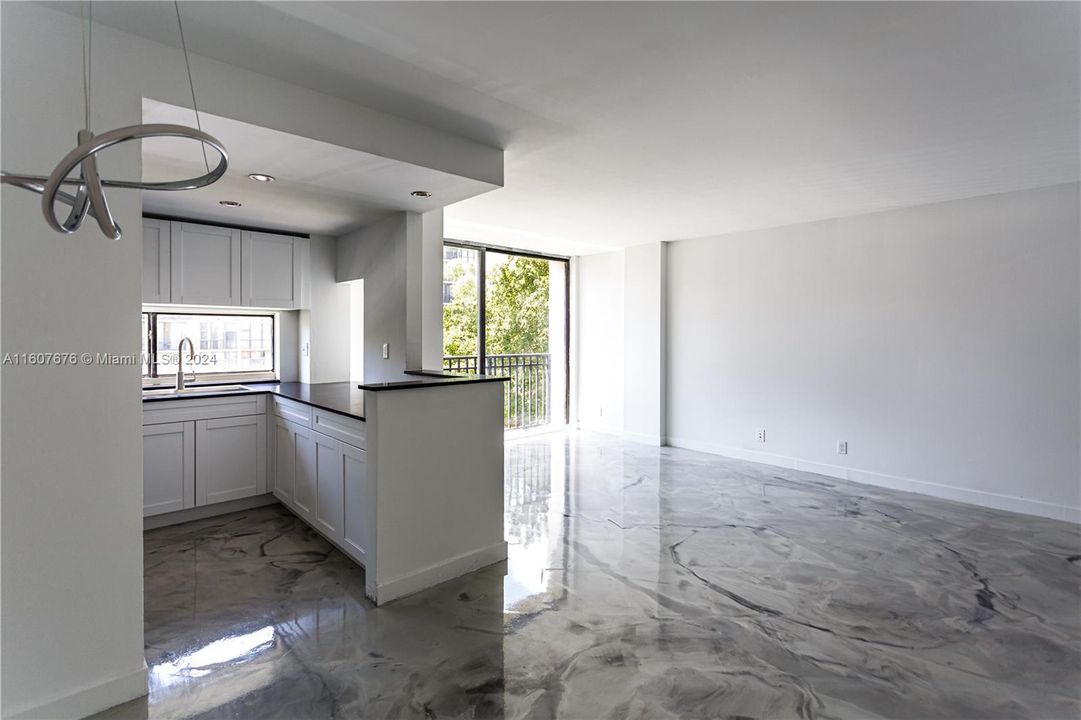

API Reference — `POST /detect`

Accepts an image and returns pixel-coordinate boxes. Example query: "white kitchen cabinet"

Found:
[241,231,303,308]
[272,414,357,551]
[294,427,341,533]
[313,431,344,544]
[169,221,242,306]
[340,441,370,563]
[142,218,171,304]
[195,414,267,505]
[144,396,371,573]
[143,421,195,516]
[272,417,296,506]
[293,425,317,520]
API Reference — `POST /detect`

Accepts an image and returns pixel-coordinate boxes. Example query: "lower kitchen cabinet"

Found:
[313,432,344,544]
[293,425,317,520]
[195,414,267,505]
[340,442,371,563]
[147,397,368,566]
[143,421,195,516]
[272,417,296,505]
[271,417,367,560]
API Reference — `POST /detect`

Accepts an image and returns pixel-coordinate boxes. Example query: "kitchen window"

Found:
[142,311,276,385]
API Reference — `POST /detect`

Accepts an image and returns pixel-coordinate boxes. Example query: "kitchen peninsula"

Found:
[142,373,507,604]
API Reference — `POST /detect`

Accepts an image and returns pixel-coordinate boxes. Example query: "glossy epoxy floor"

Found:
[96,432,1080,719]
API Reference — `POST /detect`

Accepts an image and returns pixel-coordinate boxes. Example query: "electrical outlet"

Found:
[382,343,389,359]
[756,428,766,443]
[837,441,848,455]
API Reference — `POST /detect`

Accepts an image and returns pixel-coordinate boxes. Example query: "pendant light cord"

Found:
[174,0,210,173]
[80,1,92,130]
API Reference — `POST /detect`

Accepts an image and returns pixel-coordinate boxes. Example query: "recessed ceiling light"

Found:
[247,173,276,183]
[219,200,242,207]
[411,190,432,198]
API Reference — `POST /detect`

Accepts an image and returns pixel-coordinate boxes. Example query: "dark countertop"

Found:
[142,373,507,418]
[142,381,366,421]
[263,382,366,420]
[358,369,510,391]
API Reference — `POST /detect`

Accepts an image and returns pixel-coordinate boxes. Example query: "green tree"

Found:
[485,256,549,355]
[442,254,550,358]
[442,260,478,356]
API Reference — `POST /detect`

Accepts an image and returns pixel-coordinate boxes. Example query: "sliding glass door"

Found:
[443,243,569,431]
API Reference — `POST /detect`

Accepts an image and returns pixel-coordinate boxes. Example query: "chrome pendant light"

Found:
[0,1,228,241]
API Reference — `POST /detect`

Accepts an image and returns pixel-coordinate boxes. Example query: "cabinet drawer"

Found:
[312,408,366,449]
[272,396,312,427]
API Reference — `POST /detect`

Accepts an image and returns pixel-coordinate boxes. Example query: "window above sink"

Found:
[142,310,278,387]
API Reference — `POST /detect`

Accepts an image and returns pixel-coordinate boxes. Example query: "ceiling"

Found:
[141,99,485,236]
[67,2,1080,254]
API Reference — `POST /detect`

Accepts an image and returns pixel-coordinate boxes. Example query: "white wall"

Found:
[367,382,505,602]
[575,250,625,433]
[349,281,365,382]
[666,183,1081,522]
[305,235,350,383]
[575,243,666,441]
[338,214,409,381]
[278,311,300,382]
[338,211,444,381]
[623,242,667,445]
[1,5,146,717]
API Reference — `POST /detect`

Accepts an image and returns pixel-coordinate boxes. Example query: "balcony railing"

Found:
[444,353,552,430]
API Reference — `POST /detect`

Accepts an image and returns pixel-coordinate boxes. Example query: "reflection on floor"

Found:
[95,431,1080,719]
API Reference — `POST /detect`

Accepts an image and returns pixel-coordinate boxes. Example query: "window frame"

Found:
[442,239,571,425]
[141,309,278,387]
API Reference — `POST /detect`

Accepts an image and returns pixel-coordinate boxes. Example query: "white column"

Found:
[405,209,445,371]
[623,242,668,445]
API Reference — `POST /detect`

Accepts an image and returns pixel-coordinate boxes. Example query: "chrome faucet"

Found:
[176,337,196,391]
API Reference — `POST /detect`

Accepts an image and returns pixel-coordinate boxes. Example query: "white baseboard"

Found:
[622,430,665,446]
[666,436,1080,524]
[577,423,667,445]
[8,661,147,720]
[575,422,624,436]
[372,541,508,605]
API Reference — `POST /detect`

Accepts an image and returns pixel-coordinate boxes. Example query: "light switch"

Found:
[382,343,389,359]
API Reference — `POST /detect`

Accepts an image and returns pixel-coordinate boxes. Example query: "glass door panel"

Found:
[443,244,568,431]
[442,245,481,372]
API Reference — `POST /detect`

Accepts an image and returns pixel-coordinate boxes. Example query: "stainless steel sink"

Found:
[143,385,251,397]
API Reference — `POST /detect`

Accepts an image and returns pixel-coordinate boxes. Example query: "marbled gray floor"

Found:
[95,431,1080,720]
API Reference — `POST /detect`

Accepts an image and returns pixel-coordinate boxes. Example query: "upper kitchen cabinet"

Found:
[142,219,309,309]
[241,231,307,309]
[142,218,172,304]
[170,221,242,306]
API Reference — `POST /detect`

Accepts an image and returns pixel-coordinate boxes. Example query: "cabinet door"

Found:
[341,442,371,564]
[312,431,344,543]
[195,414,267,505]
[142,218,171,304]
[170,221,241,306]
[272,417,296,506]
[241,231,300,308]
[293,425,317,520]
[143,421,195,516]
